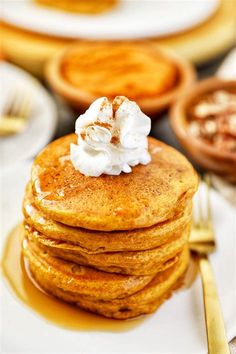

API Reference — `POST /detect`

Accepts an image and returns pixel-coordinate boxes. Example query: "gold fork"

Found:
[190,175,230,354]
[0,89,32,136]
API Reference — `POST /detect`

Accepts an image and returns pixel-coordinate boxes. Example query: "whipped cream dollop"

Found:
[70,96,151,177]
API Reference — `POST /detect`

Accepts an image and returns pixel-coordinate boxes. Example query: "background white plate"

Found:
[1,162,236,353]
[2,0,219,40]
[0,62,57,170]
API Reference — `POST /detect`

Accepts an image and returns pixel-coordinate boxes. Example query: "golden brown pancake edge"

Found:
[31,135,198,231]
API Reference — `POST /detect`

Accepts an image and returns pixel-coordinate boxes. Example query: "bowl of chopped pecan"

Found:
[170,78,236,182]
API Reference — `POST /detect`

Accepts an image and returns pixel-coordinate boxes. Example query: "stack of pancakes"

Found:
[22,134,198,319]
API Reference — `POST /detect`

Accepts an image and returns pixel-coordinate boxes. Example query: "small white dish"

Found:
[0,62,57,169]
[1,0,219,40]
[1,162,235,354]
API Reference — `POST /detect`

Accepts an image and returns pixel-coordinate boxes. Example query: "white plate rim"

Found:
[1,0,220,40]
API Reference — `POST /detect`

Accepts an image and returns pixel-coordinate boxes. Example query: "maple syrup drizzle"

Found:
[1,224,198,331]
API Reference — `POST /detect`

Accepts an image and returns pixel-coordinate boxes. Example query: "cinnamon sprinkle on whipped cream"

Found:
[70,96,151,177]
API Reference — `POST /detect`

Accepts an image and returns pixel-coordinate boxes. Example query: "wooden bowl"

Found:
[45,41,196,117]
[170,78,236,182]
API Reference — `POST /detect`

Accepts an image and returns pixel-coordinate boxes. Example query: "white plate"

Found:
[0,62,57,169]
[2,0,219,40]
[1,161,236,354]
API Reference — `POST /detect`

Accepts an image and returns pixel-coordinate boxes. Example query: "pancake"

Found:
[25,223,190,275]
[22,131,198,319]
[23,236,155,301]
[35,0,118,14]
[23,183,193,253]
[25,241,189,319]
[31,135,198,231]
[74,248,189,319]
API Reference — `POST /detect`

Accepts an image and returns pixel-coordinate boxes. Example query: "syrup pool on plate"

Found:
[1,224,198,331]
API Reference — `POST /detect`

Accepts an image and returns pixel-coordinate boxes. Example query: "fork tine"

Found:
[190,174,215,252]
[12,94,22,116]
[5,90,20,116]
[192,174,204,229]
[3,90,15,115]
[203,174,213,228]
[3,89,32,119]
[192,176,200,229]
[17,96,32,119]
[198,189,204,228]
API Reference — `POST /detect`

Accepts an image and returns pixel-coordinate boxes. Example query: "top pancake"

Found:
[31,134,198,231]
